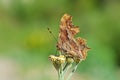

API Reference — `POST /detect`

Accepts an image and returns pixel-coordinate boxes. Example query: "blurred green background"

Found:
[0,0,120,80]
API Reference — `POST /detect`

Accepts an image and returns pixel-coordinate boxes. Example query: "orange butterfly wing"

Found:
[57,14,90,60]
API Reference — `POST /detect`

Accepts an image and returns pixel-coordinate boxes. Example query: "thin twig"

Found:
[66,61,81,80]
[58,64,64,80]
[63,63,72,78]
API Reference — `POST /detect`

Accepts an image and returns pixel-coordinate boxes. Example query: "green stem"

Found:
[66,61,81,80]
[63,63,72,77]
[58,65,64,80]
[58,70,61,80]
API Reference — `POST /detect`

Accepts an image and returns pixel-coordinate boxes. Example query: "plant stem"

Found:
[66,61,81,80]
[63,63,72,77]
[58,65,64,80]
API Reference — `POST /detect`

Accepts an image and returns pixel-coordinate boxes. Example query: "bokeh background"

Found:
[0,0,120,80]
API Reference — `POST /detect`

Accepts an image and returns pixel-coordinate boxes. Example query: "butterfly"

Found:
[56,14,90,61]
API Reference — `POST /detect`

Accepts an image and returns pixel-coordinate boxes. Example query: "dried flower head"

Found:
[49,55,66,70]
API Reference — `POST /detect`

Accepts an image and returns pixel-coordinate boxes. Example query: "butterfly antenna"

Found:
[47,27,58,42]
